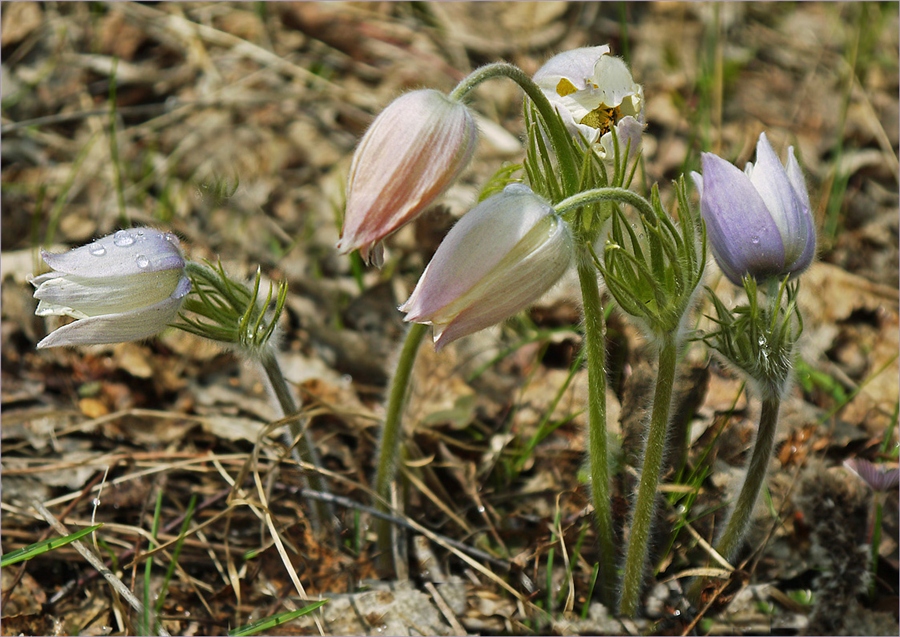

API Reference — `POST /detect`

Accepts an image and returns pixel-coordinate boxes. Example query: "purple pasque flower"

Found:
[400,183,573,350]
[844,457,900,493]
[32,228,191,348]
[533,45,644,161]
[338,89,478,267]
[692,132,816,285]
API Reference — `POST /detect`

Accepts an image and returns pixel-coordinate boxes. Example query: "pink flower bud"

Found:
[533,46,644,161]
[338,89,478,267]
[32,228,190,348]
[692,132,816,285]
[400,184,573,350]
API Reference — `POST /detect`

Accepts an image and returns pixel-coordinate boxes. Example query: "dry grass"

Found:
[2,3,898,635]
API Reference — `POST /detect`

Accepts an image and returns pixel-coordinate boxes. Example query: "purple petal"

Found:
[699,152,785,285]
[747,133,808,263]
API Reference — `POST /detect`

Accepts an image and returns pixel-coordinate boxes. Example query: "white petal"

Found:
[533,45,612,93]
[36,276,190,348]
[589,55,641,108]
[33,270,184,317]
[400,184,553,322]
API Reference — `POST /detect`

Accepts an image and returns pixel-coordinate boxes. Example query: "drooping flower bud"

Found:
[533,46,644,161]
[400,183,573,350]
[692,132,816,285]
[338,89,478,267]
[32,228,191,348]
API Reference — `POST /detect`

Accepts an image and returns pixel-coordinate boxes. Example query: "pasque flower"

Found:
[844,457,900,493]
[338,89,478,267]
[533,45,644,160]
[692,132,816,285]
[401,183,573,350]
[32,228,190,348]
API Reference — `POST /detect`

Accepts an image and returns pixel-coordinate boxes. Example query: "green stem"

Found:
[618,331,678,617]
[716,395,780,561]
[374,322,429,575]
[575,247,616,608]
[556,187,656,222]
[686,394,781,604]
[449,62,579,193]
[259,351,332,529]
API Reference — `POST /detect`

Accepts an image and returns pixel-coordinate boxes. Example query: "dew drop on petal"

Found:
[114,230,135,247]
[751,236,760,244]
[135,255,150,269]
[89,243,106,256]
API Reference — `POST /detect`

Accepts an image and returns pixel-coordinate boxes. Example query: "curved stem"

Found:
[556,187,656,222]
[618,331,678,617]
[449,62,579,193]
[575,247,616,608]
[715,395,780,561]
[686,394,781,604]
[259,351,332,530]
[374,322,429,574]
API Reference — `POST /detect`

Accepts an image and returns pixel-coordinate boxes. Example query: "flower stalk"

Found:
[712,394,780,563]
[258,350,333,530]
[373,322,429,575]
[618,330,679,616]
[178,261,333,529]
[575,246,616,607]
[689,276,803,602]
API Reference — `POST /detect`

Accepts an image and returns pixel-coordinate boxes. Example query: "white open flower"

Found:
[534,46,644,161]
[32,228,191,348]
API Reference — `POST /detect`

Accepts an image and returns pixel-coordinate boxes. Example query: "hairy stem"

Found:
[716,395,780,561]
[686,394,781,604]
[618,331,678,617]
[259,351,332,529]
[374,322,429,575]
[556,187,656,223]
[449,62,579,193]
[575,247,616,608]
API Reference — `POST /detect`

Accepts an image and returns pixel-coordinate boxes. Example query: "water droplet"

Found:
[135,255,150,269]
[89,244,106,256]
[114,230,135,247]
[751,236,760,244]
[164,232,179,244]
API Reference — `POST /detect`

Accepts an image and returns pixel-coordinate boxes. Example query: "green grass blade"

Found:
[228,600,328,636]
[156,495,198,615]
[2,524,103,568]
